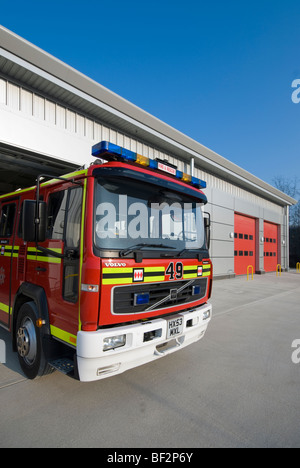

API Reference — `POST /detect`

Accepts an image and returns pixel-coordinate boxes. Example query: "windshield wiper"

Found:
[176,248,189,257]
[119,243,176,257]
[160,248,202,258]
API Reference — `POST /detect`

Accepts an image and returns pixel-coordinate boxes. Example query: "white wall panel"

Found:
[0,106,93,166]
[211,205,234,226]
[116,131,122,146]
[211,257,235,277]
[33,95,44,120]
[94,122,102,141]
[66,109,76,132]
[0,76,290,278]
[212,222,234,242]
[263,208,283,225]
[211,239,234,258]
[20,88,33,115]
[76,114,85,137]
[45,100,56,124]
[7,82,19,110]
[110,128,117,144]
[0,78,6,104]
[56,104,66,129]
[85,118,94,139]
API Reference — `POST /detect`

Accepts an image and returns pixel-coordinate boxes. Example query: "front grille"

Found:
[112,278,208,314]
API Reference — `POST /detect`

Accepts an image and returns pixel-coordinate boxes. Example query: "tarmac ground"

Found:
[0,271,300,448]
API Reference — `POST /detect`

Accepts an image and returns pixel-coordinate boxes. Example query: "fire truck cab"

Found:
[0,141,212,382]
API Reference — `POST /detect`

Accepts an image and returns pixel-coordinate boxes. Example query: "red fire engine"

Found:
[0,141,212,382]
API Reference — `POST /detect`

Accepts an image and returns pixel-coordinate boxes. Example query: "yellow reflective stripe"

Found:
[102,263,211,284]
[26,246,36,261]
[0,170,88,200]
[36,256,61,264]
[2,246,19,249]
[50,325,77,346]
[78,178,87,332]
[183,265,197,279]
[183,264,211,279]
[65,273,79,280]
[103,267,166,274]
[0,302,12,315]
[144,266,165,273]
[102,266,166,285]
[42,170,87,186]
[103,277,133,285]
[62,169,88,179]
[2,245,19,258]
[183,273,198,279]
[145,269,165,281]
[202,265,211,277]
[102,267,133,274]
[0,185,34,199]
[144,275,165,282]
[26,247,62,264]
[27,247,62,254]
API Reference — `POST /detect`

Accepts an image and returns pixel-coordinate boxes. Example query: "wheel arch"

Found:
[12,283,50,351]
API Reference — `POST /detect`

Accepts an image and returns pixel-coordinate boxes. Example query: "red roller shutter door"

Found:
[234,214,256,275]
[264,222,278,272]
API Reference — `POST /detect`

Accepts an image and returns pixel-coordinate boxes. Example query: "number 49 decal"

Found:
[166,262,183,280]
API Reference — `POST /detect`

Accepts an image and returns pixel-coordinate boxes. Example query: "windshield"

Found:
[94,176,206,254]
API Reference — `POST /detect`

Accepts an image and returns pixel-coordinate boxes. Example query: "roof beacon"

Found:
[92,141,206,189]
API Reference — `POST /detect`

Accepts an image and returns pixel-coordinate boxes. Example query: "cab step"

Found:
[49,358,74,375]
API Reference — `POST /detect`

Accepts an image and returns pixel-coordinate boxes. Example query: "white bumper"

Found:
[76,303,212,382]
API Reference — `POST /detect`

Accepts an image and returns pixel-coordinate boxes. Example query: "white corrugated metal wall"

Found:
[0,76,288,277]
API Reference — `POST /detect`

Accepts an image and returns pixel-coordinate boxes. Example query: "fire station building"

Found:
[0,26,296,279]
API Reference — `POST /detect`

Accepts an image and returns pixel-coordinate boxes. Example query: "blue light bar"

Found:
[193,177,206,189]
[91,141,207,189]
[92,141,137,161]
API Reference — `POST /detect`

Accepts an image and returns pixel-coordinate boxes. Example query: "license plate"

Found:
[167,316,184,339]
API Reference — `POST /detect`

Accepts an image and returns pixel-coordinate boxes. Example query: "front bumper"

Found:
[76,302,212,382]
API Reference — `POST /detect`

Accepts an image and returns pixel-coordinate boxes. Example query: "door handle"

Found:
[36,266,47,272]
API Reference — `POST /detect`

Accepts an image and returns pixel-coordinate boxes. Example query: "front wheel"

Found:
[15,302,52,379]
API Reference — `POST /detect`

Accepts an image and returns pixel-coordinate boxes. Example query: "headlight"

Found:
[103,334,126,352]
[203,310,211,321]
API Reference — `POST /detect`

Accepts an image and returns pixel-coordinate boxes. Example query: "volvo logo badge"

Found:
[170,289,178,300]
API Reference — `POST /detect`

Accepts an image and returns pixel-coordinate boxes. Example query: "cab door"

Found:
[36,185,83,347]
[0,199,18,327]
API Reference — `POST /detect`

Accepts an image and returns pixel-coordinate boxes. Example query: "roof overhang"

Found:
[0,25,297,207]
[0,142,76,194]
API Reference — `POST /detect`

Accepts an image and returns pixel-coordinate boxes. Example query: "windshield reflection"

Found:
[94,176,206,253]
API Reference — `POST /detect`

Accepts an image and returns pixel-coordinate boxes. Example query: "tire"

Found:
[15,301,52,379]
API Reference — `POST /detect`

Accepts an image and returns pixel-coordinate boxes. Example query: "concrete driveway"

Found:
[1,272,300,448]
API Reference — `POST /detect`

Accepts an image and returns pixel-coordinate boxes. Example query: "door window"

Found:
[47,187,83,302]
[0,203,16,238]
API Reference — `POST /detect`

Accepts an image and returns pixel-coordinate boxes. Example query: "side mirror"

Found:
[204,212,211,250]
[22,200,47,243]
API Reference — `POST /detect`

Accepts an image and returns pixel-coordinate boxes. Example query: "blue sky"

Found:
[1,0,300,187]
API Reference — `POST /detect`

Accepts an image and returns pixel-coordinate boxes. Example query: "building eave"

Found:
[0,25,297,207]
